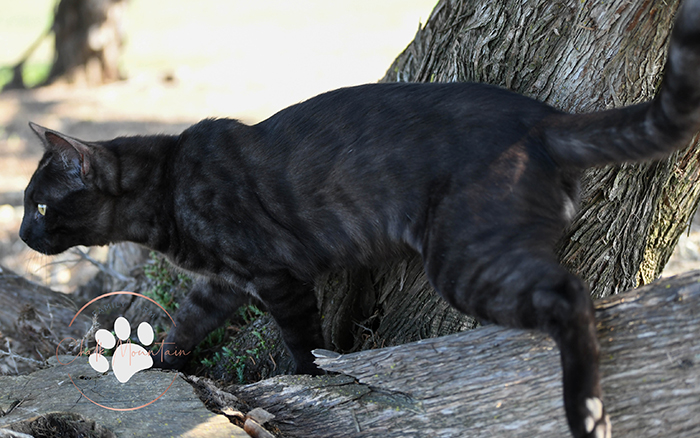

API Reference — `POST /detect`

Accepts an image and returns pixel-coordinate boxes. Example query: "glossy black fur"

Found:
[19,2,700,437]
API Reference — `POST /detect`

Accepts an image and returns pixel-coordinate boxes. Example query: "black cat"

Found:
[19,2,700,437]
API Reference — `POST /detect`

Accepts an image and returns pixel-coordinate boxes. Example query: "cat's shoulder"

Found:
[178,118,259,151]
[182,118,251,137]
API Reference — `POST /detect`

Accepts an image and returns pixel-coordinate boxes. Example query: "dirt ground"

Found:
[1,73,700,292]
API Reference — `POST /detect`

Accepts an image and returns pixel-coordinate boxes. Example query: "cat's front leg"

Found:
[153,278,254,370]
[154,272,325,375]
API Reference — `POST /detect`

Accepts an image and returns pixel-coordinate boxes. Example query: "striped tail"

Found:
[543,0,700,169]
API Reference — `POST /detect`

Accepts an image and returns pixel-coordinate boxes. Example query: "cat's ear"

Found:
[29,122,92,177]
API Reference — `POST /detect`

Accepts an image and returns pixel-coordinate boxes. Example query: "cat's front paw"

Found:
[151,335,189,370]
[583,397,611,438]
[151,350,188,370]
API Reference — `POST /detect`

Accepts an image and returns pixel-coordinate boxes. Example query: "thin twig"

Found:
[0,341,45,368]
[71,248,132,282]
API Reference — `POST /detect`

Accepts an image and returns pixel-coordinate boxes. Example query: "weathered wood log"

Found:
[0,357,249,438]
[0,265,92,375]
[229,272,700,437]
[1,269,698,437]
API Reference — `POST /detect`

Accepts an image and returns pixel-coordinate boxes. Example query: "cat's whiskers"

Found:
[22,250,52,285]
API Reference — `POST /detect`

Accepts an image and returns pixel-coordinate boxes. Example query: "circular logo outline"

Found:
[58,291,179,411]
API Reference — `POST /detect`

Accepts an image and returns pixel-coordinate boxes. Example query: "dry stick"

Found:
[71,248,133,283]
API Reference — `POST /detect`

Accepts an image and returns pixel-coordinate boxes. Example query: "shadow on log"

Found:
[228,272,700,438]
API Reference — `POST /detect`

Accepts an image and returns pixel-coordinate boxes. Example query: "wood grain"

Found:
[231,272,700,437]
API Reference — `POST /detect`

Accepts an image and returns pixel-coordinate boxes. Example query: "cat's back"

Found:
[173,82,563,199]
[177,82,557,164]
[267,82,551,123]
[257,82,558,164]
[167,82,566,273]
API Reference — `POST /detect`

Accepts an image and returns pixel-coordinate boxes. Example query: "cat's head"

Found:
[20,123,120,255]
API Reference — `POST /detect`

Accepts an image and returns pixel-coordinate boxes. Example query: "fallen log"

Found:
[0,266,92,375]
[0,357,250,438]
[1,264,699,437]
[229,272,700,437]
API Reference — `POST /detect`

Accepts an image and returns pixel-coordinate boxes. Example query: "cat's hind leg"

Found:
[424,242,610,438]
[252,271,326,375]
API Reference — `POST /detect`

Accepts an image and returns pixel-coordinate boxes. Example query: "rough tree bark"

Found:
[313,0,700,357]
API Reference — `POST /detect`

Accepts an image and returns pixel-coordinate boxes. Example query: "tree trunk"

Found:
[384,0,700,298]
[228,272,700,438]
[45,0,127,86]
[313,0,700,356]
[315,259,477,354]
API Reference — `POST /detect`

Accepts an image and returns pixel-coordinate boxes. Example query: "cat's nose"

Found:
[19,219,30,243]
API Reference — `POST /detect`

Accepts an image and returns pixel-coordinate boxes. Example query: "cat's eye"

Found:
[37,204,47,216]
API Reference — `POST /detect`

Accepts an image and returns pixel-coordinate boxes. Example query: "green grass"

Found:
[22,62,51,86]
[0,0,54,89]
[143,252,191,314]
[199,318,269,384]
[0,62,51,89]
[0,67,11,88]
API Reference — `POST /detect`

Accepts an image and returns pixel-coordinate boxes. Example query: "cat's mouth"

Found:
[18,223,64,256]
[19,236,62,256]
